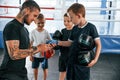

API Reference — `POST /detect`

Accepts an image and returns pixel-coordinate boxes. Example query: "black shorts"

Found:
[32,57,48,69]
[59,56,68,72]
[0,73,28,80]
[66,64,90,80]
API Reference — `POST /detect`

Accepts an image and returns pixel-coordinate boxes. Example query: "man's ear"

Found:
[23,8,30,15]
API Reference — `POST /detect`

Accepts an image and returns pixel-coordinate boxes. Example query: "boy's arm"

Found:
[94,39,101,62]
[88,39,101,67]
[58,40,72,47]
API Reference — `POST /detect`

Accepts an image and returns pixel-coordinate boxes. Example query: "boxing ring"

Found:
[0,1,120,54]
[0,5,55,48]
[0,31,120,54]
[100,35,120,54]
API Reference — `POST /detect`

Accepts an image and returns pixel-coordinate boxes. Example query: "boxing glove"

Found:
[52,30,62,40]
[46,40,58,45]
[77,50,95,66]
[78,34,95,51]
[41,50,54,59]
[46,40,59,50]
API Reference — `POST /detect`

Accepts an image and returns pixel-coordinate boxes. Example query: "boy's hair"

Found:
[21,0,40,12]
[67,3,85,18]
[64,13,69,17]
[37,13,44,19]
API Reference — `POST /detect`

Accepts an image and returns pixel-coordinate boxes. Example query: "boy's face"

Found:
[64,16,73,28]
[68,10,81,25]
[35,18,45,29]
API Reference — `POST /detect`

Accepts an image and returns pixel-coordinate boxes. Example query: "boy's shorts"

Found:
[32,57,48,69]
[0,73,28,80]
[66,64,90,80]
[59,56,68,72]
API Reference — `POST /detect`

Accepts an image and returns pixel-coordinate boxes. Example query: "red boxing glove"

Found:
[41,50,54,59]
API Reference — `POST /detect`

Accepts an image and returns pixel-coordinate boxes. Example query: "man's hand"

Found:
[37,44,53,53]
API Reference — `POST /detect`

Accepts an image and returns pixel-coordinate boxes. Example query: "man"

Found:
[0,1,52,80]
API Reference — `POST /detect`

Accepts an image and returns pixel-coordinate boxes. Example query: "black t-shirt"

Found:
[68,22,99,65]
[70,22,99,41]
[60,28,72,57]
[0,19,30,76]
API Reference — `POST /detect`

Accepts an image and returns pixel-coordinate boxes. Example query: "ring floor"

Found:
[0,49,120,80]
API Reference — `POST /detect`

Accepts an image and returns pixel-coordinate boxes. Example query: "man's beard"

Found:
[23,14,30,25]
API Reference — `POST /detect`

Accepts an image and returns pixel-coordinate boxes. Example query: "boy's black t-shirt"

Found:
[70,22,99,41]
[68,22,99,65]
[67,22,100,80]
[60,28,72,57]
[0,19,30,76]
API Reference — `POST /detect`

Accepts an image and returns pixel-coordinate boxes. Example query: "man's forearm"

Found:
[10,48,34,60]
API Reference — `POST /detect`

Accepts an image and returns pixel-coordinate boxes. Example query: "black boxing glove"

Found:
[52,30,62,40]
[78,34,95,51]
[77,50,95,66]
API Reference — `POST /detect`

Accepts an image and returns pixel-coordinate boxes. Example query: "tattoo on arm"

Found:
[6,40,32,60]
[12,50,31,60]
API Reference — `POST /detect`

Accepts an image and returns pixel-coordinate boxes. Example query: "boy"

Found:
[57,3,101,80]
[59,13,73,80]
[30,13,52,80]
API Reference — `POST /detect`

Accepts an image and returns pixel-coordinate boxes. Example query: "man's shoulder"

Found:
[4,19,20,30]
